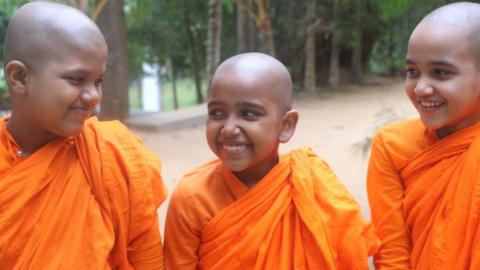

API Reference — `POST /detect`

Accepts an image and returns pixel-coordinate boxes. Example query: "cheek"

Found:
[205,122,219,141]
[405,84,415,98]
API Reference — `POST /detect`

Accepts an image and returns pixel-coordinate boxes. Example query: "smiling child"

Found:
[367,2,480,269]
[164,52,378,270]
[0,2,167,269]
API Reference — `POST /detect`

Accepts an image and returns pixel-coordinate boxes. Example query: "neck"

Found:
[234,155,279,188]
[7,113,58,155]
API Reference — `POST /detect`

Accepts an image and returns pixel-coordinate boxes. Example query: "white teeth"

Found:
[419,100,442,108]
[223,144,246,153]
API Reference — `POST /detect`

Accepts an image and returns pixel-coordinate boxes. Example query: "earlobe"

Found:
[279,110,299,143]
[5,60,28,95]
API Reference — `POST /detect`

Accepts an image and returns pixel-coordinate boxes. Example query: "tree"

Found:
[351,0,364,84]
[256,0,275,56]
[206,0,222,90]
[328,0,341,88]
[236,0,254,52]
[304,0,317,93]
[183,0,206,104]
[96,0,130,120]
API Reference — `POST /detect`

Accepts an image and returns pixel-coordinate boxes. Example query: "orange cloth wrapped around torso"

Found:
[368,119,480,270]
[0,116,167,270]
[165,147,378,270]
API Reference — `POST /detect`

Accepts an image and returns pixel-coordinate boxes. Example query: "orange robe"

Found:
[367,119,480,269]
[165,147,378,270]
[0,116,167,269]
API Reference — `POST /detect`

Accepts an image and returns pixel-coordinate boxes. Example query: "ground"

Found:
[134,77,418,229]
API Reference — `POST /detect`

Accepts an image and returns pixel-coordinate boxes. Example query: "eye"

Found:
[241,110,260,120]
[65,76,84,85]
[432,68,451,79]
[208,109,225,119]
[405,67,419,78]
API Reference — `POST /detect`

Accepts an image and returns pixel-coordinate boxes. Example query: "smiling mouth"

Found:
[417,100,444,110]
[221,144,248,155]
[71,107,93,118]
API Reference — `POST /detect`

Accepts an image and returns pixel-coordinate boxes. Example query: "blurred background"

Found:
[0,0,472,222]
[0,0,470,119]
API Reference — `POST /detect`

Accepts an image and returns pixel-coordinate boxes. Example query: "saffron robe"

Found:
[165,147,378,270]
[0,116,167,269]
[367,119,480,269]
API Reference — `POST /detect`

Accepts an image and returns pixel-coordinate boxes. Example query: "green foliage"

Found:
[126,0,207,79]
[0,1,22,97]
[370,0,411,22]
[368,0,461,75]
[222,0,235,14]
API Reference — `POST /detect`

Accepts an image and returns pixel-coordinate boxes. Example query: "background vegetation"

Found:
[0,0,471,119]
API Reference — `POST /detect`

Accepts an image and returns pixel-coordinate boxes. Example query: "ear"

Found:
[5,60,28,96]
[278,109,299,143]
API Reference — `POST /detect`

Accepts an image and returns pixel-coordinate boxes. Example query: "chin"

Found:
[419,117,444,130]
[222,160,249,172]
[61,124,85,137]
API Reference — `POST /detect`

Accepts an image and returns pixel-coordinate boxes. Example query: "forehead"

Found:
[209,71,278,102]
[407,21,472,61]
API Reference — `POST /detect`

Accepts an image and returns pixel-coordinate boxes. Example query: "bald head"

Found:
[414,2,480,66]
[211,52,293,112]
[4,1,107,71]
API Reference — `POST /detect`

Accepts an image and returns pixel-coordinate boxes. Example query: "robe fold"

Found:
[368,119,480,269]
[0,116,167,270]
[165,147,378,270]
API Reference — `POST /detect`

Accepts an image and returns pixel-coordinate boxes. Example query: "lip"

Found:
[219,142,250,157]
[416,99,445,113]
[70,107,93,119]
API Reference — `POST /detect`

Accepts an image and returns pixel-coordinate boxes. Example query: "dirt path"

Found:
[136,77,417,228]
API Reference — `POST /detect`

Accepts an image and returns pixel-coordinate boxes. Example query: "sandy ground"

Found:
[135,77,418,230]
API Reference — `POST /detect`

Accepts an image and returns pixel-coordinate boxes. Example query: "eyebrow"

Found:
[207,100,266,110]
[405,58,456,68]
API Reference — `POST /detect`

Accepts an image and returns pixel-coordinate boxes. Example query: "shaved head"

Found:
[211,52,293,113]
[415,2,480,67]
[4,1,106,71]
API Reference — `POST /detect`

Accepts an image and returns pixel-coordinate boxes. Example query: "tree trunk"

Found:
[206,0,222,89]
[166,57,179,110]
[237,0,253,52]
[255,0,275,57]
[304,0,316,93]
[328,0,340,88]
[351,1,363,84]
[96,0,129,121]
[183,0,203,104]
[74,0,88,13]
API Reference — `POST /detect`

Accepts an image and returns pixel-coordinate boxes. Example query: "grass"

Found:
[129,77,208,111]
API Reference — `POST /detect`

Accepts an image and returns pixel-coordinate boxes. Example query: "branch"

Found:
[92,0,110,22]
[307,18,332,34]
[234,0,257,22]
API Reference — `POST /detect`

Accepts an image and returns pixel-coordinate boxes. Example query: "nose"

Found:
[413,77,434,97]
[81,83,102,108]
[221,116,240,137]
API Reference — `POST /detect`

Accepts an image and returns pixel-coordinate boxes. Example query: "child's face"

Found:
[206,73,285,181]
[22,41,106,138]
[405,21,480,136]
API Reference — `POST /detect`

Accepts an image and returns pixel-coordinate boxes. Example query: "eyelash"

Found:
[208,109,224,119]
[405,68,419,78]
[207,109,261,120]
[241,110,260,119]
[404,68,452,80]
[67,77,84,84]
[432,69,450,78]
